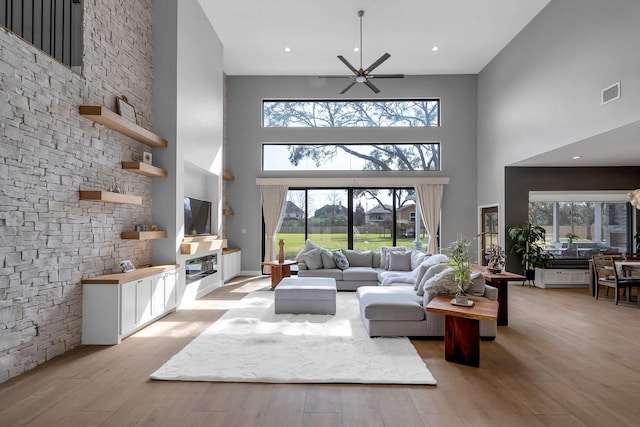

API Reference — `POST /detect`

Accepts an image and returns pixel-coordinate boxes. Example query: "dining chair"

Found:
[624,252,640,260]
[592,255,640,305]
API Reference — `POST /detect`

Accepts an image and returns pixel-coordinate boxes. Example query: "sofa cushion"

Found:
[357,286,425,321]
[342,267,379,282]
[301,248,323,270]
[342,250,373,267]
[332,251,349,270]
[298,268,344,281]
[372,251,382,268]
[388,251,412,271]
[321,249,337,269]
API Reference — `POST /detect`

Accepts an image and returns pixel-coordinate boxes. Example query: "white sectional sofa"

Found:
[294,241,498,339]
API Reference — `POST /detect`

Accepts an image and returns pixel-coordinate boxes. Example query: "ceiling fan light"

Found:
[356,76,366,83]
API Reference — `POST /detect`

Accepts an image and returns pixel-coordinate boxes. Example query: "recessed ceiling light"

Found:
[432,46,439,52]
[284,47,291,52]
[354,47,360,52]
[572,156,582,160]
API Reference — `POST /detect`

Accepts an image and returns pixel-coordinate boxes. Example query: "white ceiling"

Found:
[199,0,551,76]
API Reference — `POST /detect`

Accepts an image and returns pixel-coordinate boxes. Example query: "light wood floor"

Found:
[1,276,640,427]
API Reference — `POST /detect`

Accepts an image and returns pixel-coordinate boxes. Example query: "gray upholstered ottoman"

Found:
[274,277,337,315]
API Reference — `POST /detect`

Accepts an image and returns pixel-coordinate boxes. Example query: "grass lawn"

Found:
[275,233,422,259]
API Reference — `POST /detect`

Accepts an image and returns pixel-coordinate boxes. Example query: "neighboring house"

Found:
[283,201,304,221]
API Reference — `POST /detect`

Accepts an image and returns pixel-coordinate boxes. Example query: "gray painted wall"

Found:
[478,0,640,208]
[225,75,478,272]
[153,0,224,302]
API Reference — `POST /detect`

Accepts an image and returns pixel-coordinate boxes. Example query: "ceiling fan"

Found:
[321,10,404,94]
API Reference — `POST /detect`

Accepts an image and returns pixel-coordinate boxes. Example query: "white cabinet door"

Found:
[121,281,137,336]
[151,274,165,317]
[164,271,177,311]
[136,278,153,325]
[572,270,590,284]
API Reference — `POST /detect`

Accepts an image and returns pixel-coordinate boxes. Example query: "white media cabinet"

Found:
[81,265,179,344]
[534,267,590,288]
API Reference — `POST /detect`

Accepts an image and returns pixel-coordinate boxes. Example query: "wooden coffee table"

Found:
[426,295,499,367]
[261,260,296,290]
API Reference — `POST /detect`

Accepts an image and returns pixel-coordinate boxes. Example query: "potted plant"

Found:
[484,244,505,274]
[508,222,553,280]
[445,236,473,305]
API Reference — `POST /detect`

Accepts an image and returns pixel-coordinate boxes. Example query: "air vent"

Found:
[601,81,621,105]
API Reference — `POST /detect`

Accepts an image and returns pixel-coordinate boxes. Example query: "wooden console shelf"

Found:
[81,264,179,285]
[80,190,142,205]
[79,105,168,148]
[181,238,227,255]
[121,161,168,178]
[121,231,167,240]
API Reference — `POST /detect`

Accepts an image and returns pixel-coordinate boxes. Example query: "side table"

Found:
[261,260,296,290]
[426,295,498,367]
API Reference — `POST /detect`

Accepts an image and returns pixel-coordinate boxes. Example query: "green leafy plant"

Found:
[445,236,473,294]
[508,222,553,270]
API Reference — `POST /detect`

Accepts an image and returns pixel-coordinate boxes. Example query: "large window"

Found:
[275,188,429,260]
[529,192,633,259]
[263,143,440,172]
[263,99,439,128]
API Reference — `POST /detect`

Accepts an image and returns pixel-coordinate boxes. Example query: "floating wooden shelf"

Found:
[182,235,219,243]
[181,238,227,255]
[79,105,168,148]
[121,231,167,240]
[121,161,168,178]
[223,171,235,181]
[223,209,234,216]
[222,247,240,255]
[80,190,142,205]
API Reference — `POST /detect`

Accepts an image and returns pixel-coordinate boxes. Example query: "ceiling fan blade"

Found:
[364,80,381,94]
[318,75,355,79]
[367,74,405,79]
[364,53,391,74]
[340,80,358,94]
[337,55,358,74]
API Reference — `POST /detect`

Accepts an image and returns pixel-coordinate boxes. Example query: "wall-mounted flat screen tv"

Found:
[184,196,212,236]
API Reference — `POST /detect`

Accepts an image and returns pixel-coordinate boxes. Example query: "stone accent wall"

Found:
[0,0,155,382]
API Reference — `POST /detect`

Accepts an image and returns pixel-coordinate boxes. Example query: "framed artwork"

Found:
[119,259,136,273]
[116,96,136,124]
[142,151,152,164]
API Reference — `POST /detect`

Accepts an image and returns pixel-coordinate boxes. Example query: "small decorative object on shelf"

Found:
[116,96,136,124]
[150,224,158,231]
[119,259,135,273]
[110,179,121,193]
[485,244,505,274]
[278,239,285,263]
[142,151,152,164]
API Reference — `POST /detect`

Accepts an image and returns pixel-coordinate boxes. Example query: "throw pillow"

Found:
[380,246,407,270]
[333,251,350,270]
[301,248,323,270]
[321,249,337,269]
[372,251,382,268]
[415,263,450,296]
[295,239,322,262]
[410,251,427,270]
[388,251,412,271]
[342,250,373,267]
[466,272,486,296]
[422,267,459,303]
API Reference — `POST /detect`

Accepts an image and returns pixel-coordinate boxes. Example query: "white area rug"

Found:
[151,291,437,385]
